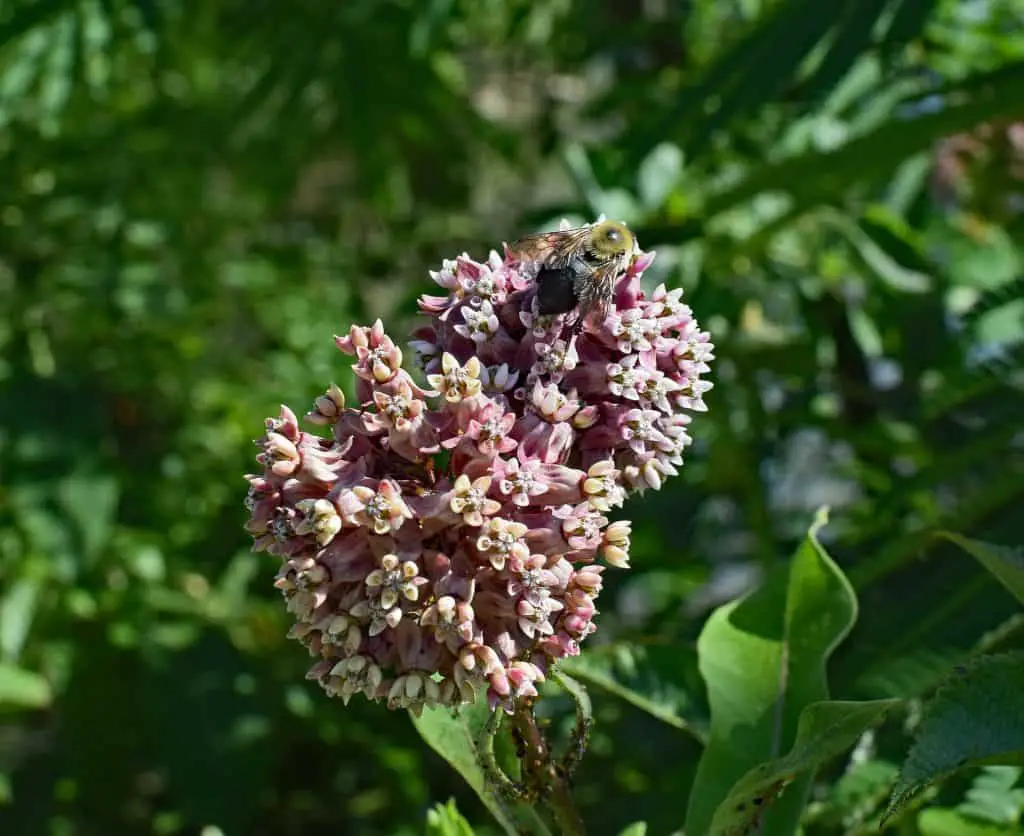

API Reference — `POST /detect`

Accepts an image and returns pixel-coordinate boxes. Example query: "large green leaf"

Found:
[884,651,1024,824]
[707,700,899,836]
[684,508,859,835]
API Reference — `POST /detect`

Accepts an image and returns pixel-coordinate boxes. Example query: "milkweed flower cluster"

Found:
[244,222,714,715]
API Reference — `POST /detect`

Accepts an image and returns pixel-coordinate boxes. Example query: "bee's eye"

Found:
[591,221,633,256]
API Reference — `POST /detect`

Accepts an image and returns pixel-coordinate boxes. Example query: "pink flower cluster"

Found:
[244,223,714,715]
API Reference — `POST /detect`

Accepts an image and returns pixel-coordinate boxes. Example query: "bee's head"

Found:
[589,220,636,259]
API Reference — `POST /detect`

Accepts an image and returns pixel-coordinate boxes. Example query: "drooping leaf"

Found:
[707,700,899,836]
[884,651,1024,824]
[684,508,859,836]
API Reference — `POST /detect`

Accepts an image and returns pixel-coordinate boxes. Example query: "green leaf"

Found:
[917,807,1022,836]
[957,766,1024,826]
[0,663,52,711]
[58,467,119,562]
[859,205,935,274]
[938,533,1024,607]
[637,0,845,160]
[425,798,477,836]
[707,700,900,836]
[684,507,859,836]
[637,143,684,211]
[881,0,940,54]
[616,823,648,836]
[884,651,1024,824]
[704,60,1024,215]
[0,575,41,662]
[558,643,704,741]
[819,207,932,292]
[799,0,889,112]
[411,700,546,836]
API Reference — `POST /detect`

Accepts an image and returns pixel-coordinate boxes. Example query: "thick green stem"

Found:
[510,703,587,836]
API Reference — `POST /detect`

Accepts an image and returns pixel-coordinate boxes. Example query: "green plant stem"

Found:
[510,703,587,836]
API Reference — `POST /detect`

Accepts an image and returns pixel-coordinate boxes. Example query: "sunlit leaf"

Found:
[685,508,859,836]
[957,766,1024,826]
[0,576,41,662]
[425,797,477,836]
[0,663,52,711]
[917,807,1021,836]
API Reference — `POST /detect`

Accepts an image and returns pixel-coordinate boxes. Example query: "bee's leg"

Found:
[566,313,585,337]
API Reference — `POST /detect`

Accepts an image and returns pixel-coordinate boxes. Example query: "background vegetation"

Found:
[1,0,1022,834]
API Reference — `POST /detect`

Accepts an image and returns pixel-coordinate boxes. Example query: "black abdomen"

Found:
[536,266,580,315]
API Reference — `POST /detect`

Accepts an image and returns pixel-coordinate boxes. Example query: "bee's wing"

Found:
[510,227,591,267]
[574,260,621,318]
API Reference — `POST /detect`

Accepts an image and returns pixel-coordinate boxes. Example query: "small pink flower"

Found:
[475,517,530,570]
[421,595,476,651]
[294,498,343,546]
[306,383,346,425]
[507,554,560,604]
[337,320,405,384]
[427,353,483,403]
[364,553,429,610]
[555,503,608,552]
[455,300,500,344]
[464,407,517,458]
[610,308,657,354]
[347,480,414,534]
[601,520,632,568]
[479,363,519,394]
[449,474,502,526]
[498,456,549,506]
[531,338,579,381]
[582,459,626,511]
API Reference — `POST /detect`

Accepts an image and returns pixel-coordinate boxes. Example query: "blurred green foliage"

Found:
[1,0,1022,834]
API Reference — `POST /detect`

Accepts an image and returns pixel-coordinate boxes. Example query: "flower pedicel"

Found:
[244,220,714,716]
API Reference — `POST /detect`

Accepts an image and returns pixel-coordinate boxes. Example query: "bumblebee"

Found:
[511,219,639,330]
